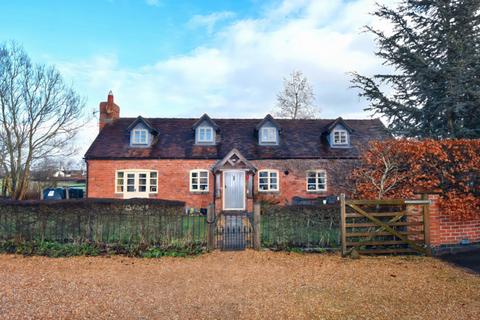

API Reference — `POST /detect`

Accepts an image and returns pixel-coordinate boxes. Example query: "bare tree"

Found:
[274,70,319,119]
[354,142,410,199]
[0,42,85,200]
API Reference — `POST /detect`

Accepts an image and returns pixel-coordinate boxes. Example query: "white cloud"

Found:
[54,0,390,159]
[145,0,160,7]
[188,11,235,34]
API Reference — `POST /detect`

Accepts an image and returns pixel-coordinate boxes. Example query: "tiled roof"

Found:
[84,117,390,160]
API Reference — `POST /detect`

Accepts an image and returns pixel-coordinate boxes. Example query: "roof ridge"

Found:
[115,117,380,122]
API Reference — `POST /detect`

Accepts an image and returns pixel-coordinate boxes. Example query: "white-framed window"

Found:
[116,171,124,193]
[258,170,279,192]
[149,172,157,192]
[115,170,158,194]
[332,129,348,145]
[307,170,327,192]
[132,128,148,145]
[190,170,209,192]
[260,127,277,144]
[197,126,214,143]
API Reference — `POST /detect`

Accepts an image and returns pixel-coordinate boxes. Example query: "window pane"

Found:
[259,172,268,178]
[270,183,277,190]
[261,128,277,142]
[200,171,208,178]
[205,129,212,141]
[191,172,198,178]
[127,173,135,192]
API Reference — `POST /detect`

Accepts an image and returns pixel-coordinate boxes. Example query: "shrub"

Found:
[353,139,480,220]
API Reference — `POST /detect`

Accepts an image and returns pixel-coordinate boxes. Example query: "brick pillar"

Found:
[426,194,442,247]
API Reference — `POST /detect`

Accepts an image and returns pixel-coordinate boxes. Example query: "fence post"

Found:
[340,193,347,257]
[421,194,432,256]
[253,203,261,250]
[207,203,215,251]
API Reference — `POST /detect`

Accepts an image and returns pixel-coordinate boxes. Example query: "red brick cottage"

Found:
[85,92,389,213]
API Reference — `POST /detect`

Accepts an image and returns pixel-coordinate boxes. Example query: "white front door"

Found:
[124,172,149,199]
[223,171,245,210]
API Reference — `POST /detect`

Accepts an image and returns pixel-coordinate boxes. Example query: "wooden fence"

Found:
[340,194,431,256]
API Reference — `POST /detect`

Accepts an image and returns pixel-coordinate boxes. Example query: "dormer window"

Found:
[132,128,148,145]
[127,116,157,148]
[326,118,353,148]
[197,126,214,143]
[333,129,349,145]
[192,114,218,145]
[256,114,281,146]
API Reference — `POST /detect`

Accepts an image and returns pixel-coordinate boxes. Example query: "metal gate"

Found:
[215,212,254,250]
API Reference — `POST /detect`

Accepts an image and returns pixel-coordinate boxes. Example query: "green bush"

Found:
[0,240,205,258]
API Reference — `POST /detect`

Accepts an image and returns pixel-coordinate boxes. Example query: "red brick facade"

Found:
[87,158,356,213]
[426,194,480,252]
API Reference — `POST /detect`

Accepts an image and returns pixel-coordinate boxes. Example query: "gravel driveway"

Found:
[0,251,479,319]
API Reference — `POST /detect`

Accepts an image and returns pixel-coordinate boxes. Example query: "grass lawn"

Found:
[0,251,478,319]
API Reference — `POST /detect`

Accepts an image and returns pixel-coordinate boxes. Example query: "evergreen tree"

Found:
[351,0,480,138]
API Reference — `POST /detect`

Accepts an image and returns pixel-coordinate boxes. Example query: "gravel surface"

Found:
[0,251,479,319]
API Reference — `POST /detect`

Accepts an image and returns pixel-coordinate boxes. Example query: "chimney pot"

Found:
[107,90,114,105]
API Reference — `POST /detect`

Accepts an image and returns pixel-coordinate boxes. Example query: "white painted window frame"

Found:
[132,128,149,145]
[189,169,209,192]
[260,127,277,144]
[115,169,158,195]
[197,126,214,143]
[332,129,349,145]
[306,170,327,192]
[258,169,279,192]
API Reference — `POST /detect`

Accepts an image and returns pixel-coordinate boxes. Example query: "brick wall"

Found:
[87,159,217,209]
[251,159,356,204]
[87,158,357,212]
[427,194,480,253]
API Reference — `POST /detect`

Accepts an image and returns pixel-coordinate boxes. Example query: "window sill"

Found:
[190,191,209,194]
[307,190,327,194]
[258,190,280,194]
[195,142,216,146]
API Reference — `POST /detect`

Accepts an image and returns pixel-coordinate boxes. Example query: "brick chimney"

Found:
[99,90,120,131]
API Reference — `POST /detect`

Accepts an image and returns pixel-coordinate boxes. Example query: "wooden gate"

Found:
[340,194,431,256]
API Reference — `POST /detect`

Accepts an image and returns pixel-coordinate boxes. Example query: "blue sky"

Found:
[0,0,390,157]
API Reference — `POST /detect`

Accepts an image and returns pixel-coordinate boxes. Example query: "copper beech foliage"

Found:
[353,139,480,220]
